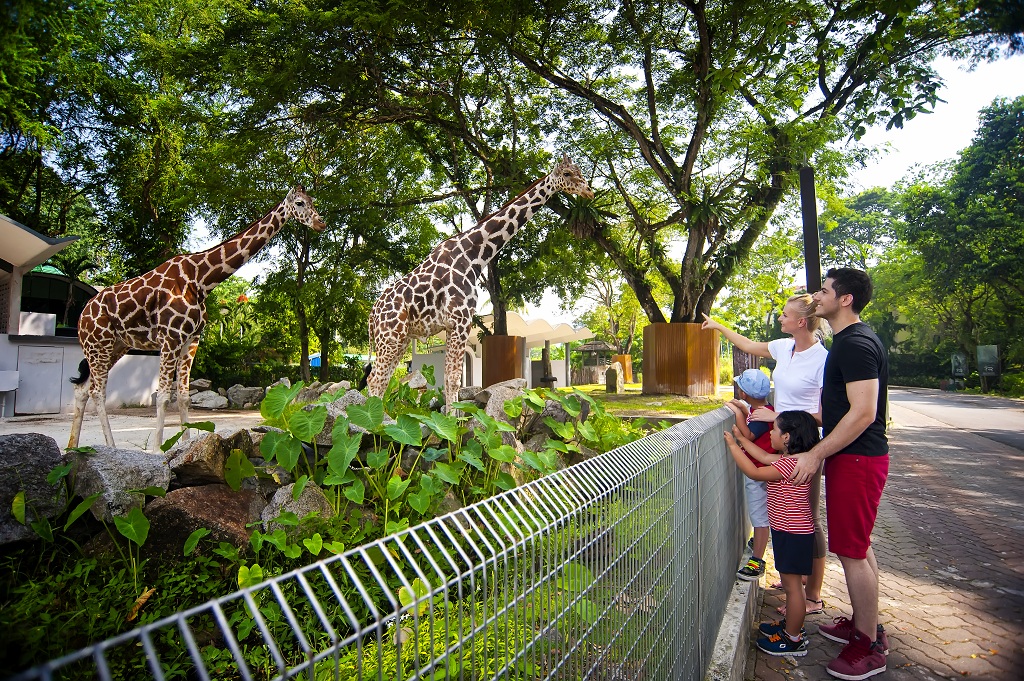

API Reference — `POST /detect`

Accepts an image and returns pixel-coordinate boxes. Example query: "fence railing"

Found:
[11,407,745,681]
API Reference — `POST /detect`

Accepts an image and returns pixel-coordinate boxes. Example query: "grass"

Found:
[570,383,726,418]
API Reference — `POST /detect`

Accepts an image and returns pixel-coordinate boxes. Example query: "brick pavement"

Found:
[746,400,1024,680]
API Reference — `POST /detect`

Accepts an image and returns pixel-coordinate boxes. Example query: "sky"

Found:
[203,53,1024,328]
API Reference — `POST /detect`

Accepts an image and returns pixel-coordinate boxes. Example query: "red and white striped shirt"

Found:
[766,456,814,534]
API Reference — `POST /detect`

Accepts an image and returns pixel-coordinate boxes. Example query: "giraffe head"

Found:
[285,185,327,232]
[549,156,595,199]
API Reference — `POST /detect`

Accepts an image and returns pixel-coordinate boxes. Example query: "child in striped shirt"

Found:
[724,410,822,657]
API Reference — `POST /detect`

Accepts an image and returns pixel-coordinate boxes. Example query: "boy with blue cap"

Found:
[726,368,775,580]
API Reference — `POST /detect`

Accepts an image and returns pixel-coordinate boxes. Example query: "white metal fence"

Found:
[11,407,744,681]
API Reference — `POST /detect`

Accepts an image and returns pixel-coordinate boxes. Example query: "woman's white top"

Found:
[767,337,828,414]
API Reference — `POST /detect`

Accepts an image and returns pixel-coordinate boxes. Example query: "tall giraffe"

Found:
[68,186,326,450]
[366,156,594,411]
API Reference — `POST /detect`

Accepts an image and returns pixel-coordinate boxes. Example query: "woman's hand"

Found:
[701,313,725,332]
[749,406,778,423]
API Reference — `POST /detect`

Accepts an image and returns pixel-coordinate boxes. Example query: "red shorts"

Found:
[824,453,889,559]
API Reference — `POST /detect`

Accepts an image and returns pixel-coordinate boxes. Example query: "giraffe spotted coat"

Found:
[69,186,326,450]
[367,156,594,411]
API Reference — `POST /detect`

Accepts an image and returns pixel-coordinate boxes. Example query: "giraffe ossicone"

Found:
[68,186,326,451]
[366,156,594,412]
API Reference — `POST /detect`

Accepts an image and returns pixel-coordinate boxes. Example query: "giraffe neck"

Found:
[463,174,557,265]
[193,204,288,293]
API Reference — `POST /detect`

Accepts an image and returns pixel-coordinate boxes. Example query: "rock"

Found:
[473,378,527,446]
[217,387,227,396]
[266,377,291,395]
[166,430,258,487]
[296,381,323,404]
[322,381,351,397]
[458,386,483,402]
[191,390,229,410]
[0,433,67,545]
[69,447,171,522]
[261,483,334,537]
[401,370,428,390]
[190,378,213,391]
[606,361,625,394]
[227,384,265,409]
[307,390,396,445]
[142,484,266,559]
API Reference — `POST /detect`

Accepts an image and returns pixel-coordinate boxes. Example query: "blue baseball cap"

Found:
[734,368,770,399]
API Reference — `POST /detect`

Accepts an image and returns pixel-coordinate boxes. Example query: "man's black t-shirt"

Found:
[821,322,889,456]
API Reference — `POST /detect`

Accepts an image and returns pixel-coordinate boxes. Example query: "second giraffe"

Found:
[366,156,594,412]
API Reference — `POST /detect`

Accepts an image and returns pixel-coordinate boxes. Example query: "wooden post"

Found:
[642,323,719,396]
[482,335,525,387]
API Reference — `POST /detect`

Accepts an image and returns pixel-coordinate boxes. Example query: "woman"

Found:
[702,293,830,617]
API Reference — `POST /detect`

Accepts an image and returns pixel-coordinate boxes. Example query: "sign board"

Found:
[951,352,967,377]
[976,345,1000,377]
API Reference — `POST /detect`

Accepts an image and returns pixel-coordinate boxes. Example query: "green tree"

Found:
[899,96,1024,383]
[505,0,989,323]
[819,187,900,270]
[712,223,802,342]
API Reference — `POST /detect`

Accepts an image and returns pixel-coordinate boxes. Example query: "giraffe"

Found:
[68,186,326,450]
[366,156,594,411]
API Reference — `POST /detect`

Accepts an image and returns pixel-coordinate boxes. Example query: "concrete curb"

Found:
[705,575,760,681]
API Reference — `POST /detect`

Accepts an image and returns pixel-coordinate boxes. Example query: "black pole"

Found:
[799,165,822,292]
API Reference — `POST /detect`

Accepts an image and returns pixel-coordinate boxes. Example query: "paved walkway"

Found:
[0,407,264,450]
[746,394,1024,679]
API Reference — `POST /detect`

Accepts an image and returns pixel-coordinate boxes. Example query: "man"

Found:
[790,268,889,680]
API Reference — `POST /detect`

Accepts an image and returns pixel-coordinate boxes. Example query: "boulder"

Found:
[190,378,213,391]
[606,361,625,394]
[473,378,527,446]
[227,384,265,409]
[458,386,483,402]
[401,370,428,390]
[261,483,334,537]
[266,377,291,395]
[306,390,396,445]
[69,447,171,522]
[166,429,258,487]
[191,390,228,410]
[142,484,266,559]
[0,433,67,545]
[296,381,324,404]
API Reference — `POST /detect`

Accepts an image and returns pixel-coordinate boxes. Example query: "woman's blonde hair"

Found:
[788,293,831,342]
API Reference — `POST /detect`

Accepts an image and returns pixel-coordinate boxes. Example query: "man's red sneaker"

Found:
[826,629,887,680]
[819,617,890,655]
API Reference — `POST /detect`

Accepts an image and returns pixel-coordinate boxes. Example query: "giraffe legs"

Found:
[85,348,127,448]
[68,379,90,449]
[443,317,471,413]
[152,346,180,451]
[175,340,200,442]
[366,330,409,400]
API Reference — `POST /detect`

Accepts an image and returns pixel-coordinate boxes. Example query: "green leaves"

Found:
[288,406,327,441]
[114,507,150,547]
[260,431,302,472]
[224,449,256,491]
[413,411,460,442]
[347,397,384,432]
[184,528,212,556]
[261,382,304,420]
[160,422,216,452]
[384,414,424,447]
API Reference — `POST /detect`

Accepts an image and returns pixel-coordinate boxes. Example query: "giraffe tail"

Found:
[69,359,90,385]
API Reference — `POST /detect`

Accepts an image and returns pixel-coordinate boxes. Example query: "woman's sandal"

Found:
[775,598,825,616]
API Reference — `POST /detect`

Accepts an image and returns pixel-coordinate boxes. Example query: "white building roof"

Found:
[0,214,78,271]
